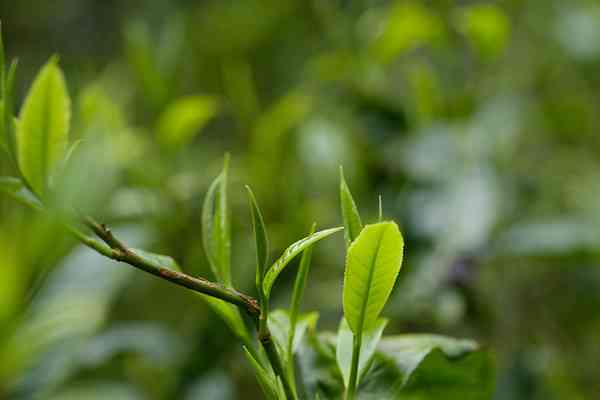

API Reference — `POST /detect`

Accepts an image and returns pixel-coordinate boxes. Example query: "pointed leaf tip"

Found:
[246,185,269,284]
[339,167,363,246]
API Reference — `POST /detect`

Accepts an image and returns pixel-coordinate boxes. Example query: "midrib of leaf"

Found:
[346,225,387,399]
[355,225,386,336]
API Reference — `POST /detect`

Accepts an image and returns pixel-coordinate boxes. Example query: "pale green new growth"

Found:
[262,226,343,300]
[340,167,363,247]
[337,317,388,387]
[343,221,404,334]
[17,57,70,196]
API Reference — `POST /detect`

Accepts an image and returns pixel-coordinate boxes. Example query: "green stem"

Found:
[346,332,362,400]
[261,329,296,400]
[286,223,316,396]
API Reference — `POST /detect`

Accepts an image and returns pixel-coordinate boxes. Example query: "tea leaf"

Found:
[343,221,404,334]
[242,346,281,400]
[339,167,362,247]
[336,317,387,387]
[17,57,71,196]
[268,309,318,362]
[246,185,269,288]
[376,335,492,398]
[203,296,252,345]
[262,226,343,300]
[202,155,231,285]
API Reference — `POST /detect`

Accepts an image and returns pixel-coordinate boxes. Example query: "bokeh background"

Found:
[1,1,599,399]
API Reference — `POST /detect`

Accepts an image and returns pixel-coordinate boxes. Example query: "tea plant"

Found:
[0,33,493,399]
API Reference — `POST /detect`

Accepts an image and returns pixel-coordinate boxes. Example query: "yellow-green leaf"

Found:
[336,317,388,387]
[343,222,404,334]
[262,226,343,300]
[17,57,71,196]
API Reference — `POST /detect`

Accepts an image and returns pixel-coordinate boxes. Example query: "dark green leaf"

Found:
[397,350,494,399]
[373,336,494,399]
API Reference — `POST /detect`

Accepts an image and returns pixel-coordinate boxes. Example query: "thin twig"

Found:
[79,216,261,318]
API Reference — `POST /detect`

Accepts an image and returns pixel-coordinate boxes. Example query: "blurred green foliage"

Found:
[1,0,600,398]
